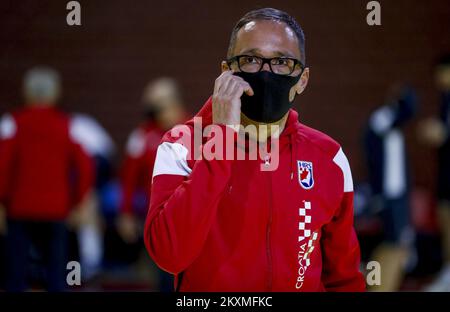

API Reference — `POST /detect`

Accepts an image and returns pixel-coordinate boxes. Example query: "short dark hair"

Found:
[227,8,306,65]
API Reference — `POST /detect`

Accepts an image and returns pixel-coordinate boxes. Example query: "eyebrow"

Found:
[239,48,297,59]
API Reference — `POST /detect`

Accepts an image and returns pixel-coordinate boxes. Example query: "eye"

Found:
[272,58,289,66]
[242,56,259,64]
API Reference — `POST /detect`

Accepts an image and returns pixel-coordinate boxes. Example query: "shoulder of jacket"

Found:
[161,123,194,145]
[296,123,354,193]
[296,122,341,158]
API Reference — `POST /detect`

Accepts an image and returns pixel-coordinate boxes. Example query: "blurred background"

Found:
[0,0,450,291]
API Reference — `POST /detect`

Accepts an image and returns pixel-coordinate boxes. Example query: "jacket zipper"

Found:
[266,170,273,291]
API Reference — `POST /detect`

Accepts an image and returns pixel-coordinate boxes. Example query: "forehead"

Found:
[233,19,301,59]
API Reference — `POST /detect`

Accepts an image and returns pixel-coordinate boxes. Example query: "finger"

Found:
[238,80,254,96]
[223,78,238,96]
[229,76,254,96]
[213,70,233,95]
[223,80,253,101]
[215,76,232,100]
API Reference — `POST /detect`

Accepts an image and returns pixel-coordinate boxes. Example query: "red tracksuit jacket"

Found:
[144,97,365,291]
[0,106,93,221]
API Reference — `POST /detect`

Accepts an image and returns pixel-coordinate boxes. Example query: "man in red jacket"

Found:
[0,67,93,291]
[144,8,365,291]
[118,78,186,243]
[117,78,187,291]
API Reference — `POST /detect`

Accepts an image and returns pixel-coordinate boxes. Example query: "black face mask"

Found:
[143,105,162,122]
[234,71,301,123]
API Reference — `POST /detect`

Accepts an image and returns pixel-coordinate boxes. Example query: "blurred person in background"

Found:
[117,77,187,291]
[69,112,116,281]
[0,66,94,291]
[363,85,418,291]
[419,54,450,291]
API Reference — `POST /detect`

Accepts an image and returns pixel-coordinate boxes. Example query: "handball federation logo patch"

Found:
[297,161,314,190]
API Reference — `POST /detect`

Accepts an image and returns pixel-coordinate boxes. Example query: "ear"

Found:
[221,61,230,73]
[289,67,310,102]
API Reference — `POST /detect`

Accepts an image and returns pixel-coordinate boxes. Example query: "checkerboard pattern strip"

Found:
[303,231,318,267]
[298,201,312,242]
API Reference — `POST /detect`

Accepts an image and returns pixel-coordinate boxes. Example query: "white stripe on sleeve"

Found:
[152,142,192,179]
[333,147,354,193]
